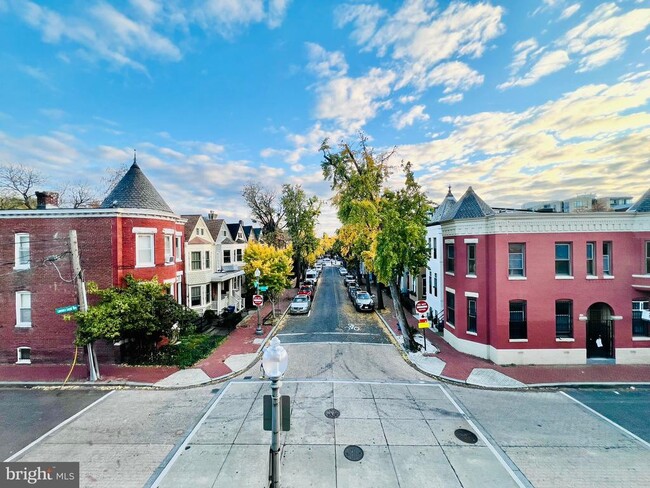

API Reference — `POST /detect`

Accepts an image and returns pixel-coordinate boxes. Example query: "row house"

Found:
[0,160,185,364]
[182,214,262,316]
[425,186,650,365]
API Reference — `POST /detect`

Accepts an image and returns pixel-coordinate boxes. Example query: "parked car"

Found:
[303,278,317,289]
[344,275,356,287]
[354,291,375,312]
[289,295,311,314]
[348,285,359,301]
[306,269,319,282]
[298,284,313,298]
[339,267,348,276]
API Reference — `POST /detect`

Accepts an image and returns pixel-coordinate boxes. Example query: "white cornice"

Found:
[0,207,183,223]
[442,213,650,237]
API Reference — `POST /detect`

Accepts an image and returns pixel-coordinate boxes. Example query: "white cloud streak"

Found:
[391,104,429,130]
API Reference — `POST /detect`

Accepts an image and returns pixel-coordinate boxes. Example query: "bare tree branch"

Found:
[0,163,45,209]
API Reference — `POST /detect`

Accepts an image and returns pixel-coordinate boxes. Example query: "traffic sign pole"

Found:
[254,294,264,336]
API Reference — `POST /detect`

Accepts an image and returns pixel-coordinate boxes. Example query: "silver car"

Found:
[354,291,375,312]
[289,295,311,314]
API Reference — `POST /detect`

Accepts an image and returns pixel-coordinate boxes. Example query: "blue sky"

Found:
[1,0,649,233]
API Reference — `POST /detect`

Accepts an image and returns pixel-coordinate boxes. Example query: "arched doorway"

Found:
[586,303,614,359]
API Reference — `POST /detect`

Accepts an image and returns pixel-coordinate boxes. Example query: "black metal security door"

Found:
[586,303,614,359]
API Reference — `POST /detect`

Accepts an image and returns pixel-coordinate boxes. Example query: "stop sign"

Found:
[415,300,429,314]
[253,294,264,307]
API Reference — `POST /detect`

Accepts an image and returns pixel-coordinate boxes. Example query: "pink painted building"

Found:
[436,187,650,365]
[0,161,185,365]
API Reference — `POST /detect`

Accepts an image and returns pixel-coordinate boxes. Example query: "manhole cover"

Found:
[324,408,340,419]
[343,445,364,462]
[454,428,478,444]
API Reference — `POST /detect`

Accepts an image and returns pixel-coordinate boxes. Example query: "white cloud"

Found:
[560,3,581,20]
[401,61,484,93]
[334,3,387,46]
[314,68,396,132]
[305,43,348,78]
[391,104,429,130]
[499,49,570,89]
[267,0,291,28]
[438,93,463,104]
[508,38,539,75]
[502,2,650,89]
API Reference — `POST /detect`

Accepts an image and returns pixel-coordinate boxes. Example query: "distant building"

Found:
[524,194,633,213]
[426,187,650,365]
[0,160,184,364]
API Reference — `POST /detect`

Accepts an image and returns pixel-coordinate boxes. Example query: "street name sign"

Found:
[415,300,429,314]
[55,305,79,314]
[253,294,264,307]
[259,285,269,292]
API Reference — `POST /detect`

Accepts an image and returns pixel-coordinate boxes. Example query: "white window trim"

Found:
[135,234,155,268]
[508,276,527,281]
[175,236,182,262]
[190,285,202,307]
[164,235,174,265]
[586,275,599,280]
[445,287,455,294]
[509,339,528,343]
[465,274,477,279]
[556,338,575,342]
[444,238,454,244]
[464,291,479,298]
[632,274,650,279]
[555,275,575,280]
[15,291,32,328]
[16,347,31,365]
[632,336,650,342]
[162,228,175,235]
[14,233,30,270]
[603,275,615,280]
[466,331,478,336]
[463,238,478,244]
[132,227,157,234]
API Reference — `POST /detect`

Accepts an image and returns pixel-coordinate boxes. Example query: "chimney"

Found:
[36,191,59,209]
[239,219,244,226]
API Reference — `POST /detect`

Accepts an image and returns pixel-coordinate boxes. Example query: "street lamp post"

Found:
[262,337,288,488]
[255,268,263,336]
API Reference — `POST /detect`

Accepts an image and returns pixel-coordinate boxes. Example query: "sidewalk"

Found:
[375,288,650,388]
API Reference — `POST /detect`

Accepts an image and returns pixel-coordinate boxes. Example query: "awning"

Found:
[211,270,245,283]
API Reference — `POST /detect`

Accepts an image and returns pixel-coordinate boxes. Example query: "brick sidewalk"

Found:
[376,289,650,385]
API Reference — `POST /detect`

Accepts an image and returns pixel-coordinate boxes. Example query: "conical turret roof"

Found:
[443,186,494,220]
[430,186,457,223]
[627,188,650,213]
[100,159,173,213]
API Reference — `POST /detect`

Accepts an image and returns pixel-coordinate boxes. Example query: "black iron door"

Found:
[586,305,613,358]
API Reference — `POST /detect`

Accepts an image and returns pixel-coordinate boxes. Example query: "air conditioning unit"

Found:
[167,255,174,263]
[642,310,650,321]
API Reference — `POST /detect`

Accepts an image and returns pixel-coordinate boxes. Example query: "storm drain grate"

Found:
[343,445,364,462]
[324,408,340,419]
[211,388,220,394]
[243,376,253,380]
[454,428,478,444]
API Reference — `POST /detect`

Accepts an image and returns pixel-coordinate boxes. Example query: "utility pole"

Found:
[69,230,99,381]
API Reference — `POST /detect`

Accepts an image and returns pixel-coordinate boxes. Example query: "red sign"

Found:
[415,300,429,314]
[253,294,264,307]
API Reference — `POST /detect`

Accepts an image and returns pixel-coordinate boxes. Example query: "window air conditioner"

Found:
[167,255,174,263]
[642,310,650,321]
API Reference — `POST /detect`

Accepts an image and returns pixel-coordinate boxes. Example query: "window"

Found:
[433,273,438,297]
[556,300,573,338]
[190,286,201,306]
[603,241,612,276]
[446,243,455,274]
[586,242,596,276]
[14,233,30,269]
[421,273,426,298]
[164,235,173,263]
[16,347,31,365]
[428,271,432,296]
[428,238,432,258]
[191,251,202,270]
[175,236,182,261]
[508,243,525,277]
[136,234,154,267]
[236,249,243,262]
[223,250,231,263]
[467,243,476,276]
[205,284,211,305]
[16,291,32,327]
[555,243,572,276]
[433,238,437,259]
[509,300,527,339]
[223,230,227,237]
[205,251,211,270]
[446,291,455,325]
[467,297,477,333]
[646,242,650,274]
[632,300,649,337]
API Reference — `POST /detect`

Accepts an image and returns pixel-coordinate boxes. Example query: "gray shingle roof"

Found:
[205,219,225,241]
[430,187,457,223]
[181,215,201,241]
[444,186,495,220]
[101,161,173,213]
[627,188,650,213]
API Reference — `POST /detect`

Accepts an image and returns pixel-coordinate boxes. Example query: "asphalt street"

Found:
[277,266,390,345]
[0,388,106,461]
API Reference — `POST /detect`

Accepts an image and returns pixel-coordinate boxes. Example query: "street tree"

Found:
[0,163,45,209]
[375,162,432,351]
[242,182,287,247]
[320,134,392,301]
[243,241,293,316]
[73,275,197,357]
[281,184,320,286]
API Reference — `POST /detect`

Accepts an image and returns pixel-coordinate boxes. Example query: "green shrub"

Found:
[128,333,225,368]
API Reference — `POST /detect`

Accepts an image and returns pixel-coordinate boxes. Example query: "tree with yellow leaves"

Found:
[243,241,293,316]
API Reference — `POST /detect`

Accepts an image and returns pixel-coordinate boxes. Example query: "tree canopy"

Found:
[242,182,288,247]
[243,241,293,306]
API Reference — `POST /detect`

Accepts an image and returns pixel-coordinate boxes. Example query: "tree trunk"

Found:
[389,280,414,351]
[376,281,385,310]
[366,273,372,293]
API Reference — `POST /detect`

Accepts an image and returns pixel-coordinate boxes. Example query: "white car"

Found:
[339,267,348,276]
[289,295,311,314]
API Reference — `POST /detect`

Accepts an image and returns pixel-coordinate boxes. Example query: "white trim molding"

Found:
[463,238,478,244]
[163,228,175,235]
[444,238,455,244]
[464,291,479,298]
[132,227,157,234]
[445,287,455,294]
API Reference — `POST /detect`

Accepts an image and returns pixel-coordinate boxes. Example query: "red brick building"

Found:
[0,161,184,365]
